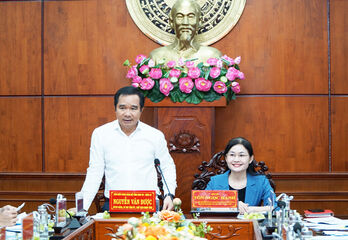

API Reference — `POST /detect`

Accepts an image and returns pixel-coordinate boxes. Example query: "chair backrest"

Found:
[192,151,276,190]
[93,168,164,213]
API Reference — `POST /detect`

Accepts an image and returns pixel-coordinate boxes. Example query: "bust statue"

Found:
[149,0,222,64]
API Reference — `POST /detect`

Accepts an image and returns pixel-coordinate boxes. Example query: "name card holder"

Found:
[109,190,156,213]
[191,190,239,217]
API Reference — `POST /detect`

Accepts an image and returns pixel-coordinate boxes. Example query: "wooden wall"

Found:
[1,0,348,217]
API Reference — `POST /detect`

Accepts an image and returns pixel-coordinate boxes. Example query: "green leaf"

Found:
[147,81,165,103]
[195,88,204,99]
[123,59,130,66]
[204,68,210,80]
[220,58,230,66]
[224,87,233,104]
[185,91,201,104]
[170,86,185,102]
[163,71,169,78]
[203,89,222,102]
[196,62,204,68]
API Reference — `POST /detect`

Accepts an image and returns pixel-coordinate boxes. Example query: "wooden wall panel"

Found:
[44,97,115,172]
[0,98,42,172]
[0,2,41,95]
[44,0,158,95]
[332,97,348,171]
[44,96,154,173]
[331,0,348,94]
[274,173,348,218]
[213,0,328,94]
[215,97,329,172]
[1,0,348,217]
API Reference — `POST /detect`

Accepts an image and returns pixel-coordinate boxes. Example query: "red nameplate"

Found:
[22,212,34,240]
[0,227,5,240]
[192,190,238,208]
[109,190,156,212]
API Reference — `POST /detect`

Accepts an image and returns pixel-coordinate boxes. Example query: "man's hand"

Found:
[162,196,174,210]
[0,205,18,227]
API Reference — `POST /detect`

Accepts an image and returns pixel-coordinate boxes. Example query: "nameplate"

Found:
[0,227,5,240]
[109,190,156,213]
[22,213,34,240]
[191,190,238,209]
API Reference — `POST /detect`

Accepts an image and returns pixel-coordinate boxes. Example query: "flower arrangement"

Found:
[124,55,245,104]
[106,210,211,240]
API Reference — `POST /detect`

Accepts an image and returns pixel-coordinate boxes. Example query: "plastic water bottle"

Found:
[38,205,49,240]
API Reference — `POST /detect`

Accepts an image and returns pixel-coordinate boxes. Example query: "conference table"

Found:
[62,214,262,240]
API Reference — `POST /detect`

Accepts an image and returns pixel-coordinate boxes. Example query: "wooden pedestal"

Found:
[145,98,226,213]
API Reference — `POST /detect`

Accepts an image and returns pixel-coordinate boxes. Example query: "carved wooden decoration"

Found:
[169,131,200,153]
[207,225,243,239]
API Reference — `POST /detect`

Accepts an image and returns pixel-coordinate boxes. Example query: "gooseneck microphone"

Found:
[293,222,303,240]
[154,158,174,200]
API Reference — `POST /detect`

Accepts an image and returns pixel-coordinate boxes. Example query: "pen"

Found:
[16,203,25,212]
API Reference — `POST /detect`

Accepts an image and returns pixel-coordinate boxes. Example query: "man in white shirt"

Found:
[81,86,177,211]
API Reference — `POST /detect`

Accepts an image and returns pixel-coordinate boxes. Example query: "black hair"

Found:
[113,86,145,111]
[223,137,257,175]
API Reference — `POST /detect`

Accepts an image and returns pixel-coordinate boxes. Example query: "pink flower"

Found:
[126,66,138,79]
[185,61,195,68]
[207,58,218,66]
[221,55,235,66]
[149,68,162,79]
[159,78,174,96]
[135,54,147,64]
[139,65,149,74]
[131,82,140,88]
[140,77,155,90]
[195,78,212,92]
[148,59,155,68]
[213,81,227,94]
[231,81,241,93]
[132,76,142,83]
[209,67,221,79]
[238,71,245,80]
[216,59,223,68]
[169,69,181,78]
[179,77,194,94]
[167,61,176,68]
[178,58,185,67]
[187,67,201,79]
[226,67,238,81]
[234,56,241,64]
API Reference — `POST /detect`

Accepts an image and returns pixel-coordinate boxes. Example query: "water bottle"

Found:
[38,205,49,240]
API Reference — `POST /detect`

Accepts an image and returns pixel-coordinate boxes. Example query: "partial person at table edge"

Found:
[0,205,17,228]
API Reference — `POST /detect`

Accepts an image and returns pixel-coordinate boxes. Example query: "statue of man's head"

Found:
[169,0,201,45]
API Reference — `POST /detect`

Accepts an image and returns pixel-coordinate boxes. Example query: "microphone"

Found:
[293,222,303,240]
[154,158,174,200]
[277,200,286,209]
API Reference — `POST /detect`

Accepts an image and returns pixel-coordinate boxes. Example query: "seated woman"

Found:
[205,137,275,214]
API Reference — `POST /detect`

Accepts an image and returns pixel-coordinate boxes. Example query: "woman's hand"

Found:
[238,201,249,214]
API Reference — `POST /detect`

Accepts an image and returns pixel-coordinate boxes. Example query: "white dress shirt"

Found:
[81,120,177,211]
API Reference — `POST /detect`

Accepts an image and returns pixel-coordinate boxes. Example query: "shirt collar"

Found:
[114,119,143,135]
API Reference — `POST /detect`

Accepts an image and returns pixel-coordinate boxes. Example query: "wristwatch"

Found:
[164,193,175,200]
